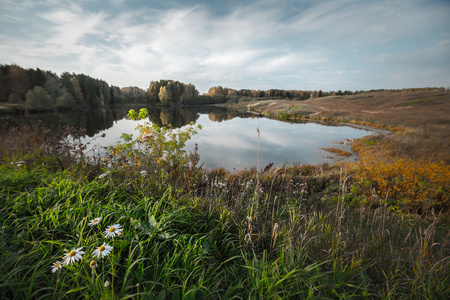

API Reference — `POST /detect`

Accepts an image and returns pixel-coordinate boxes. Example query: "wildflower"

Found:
[89,260,98,269]
[51,261,63,273]
[104,280,110,287]
[140,170,148,176]
[11,161,25,167]
[104,224,123,238]
[92,243,113,258]
[63,247,85,265]
[98,172,108,179]
[245,181,252,189]
[88,217,102,227]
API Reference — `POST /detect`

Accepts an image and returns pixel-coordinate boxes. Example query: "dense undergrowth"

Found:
[0,110,449,299]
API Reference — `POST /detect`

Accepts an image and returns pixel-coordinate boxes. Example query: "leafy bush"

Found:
[105,109,202,186]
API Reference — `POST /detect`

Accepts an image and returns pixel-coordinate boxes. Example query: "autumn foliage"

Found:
[354,157,450,213]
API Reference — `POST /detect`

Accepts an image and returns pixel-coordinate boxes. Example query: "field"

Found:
[239,89,450,162]
[0,90,449,299]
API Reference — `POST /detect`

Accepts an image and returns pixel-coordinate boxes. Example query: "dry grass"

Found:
[321,147,352,157]
[224,90,450,216]
[230,90,450,163]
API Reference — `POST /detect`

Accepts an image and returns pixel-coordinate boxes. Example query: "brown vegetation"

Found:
[230,90,450,163]
[223,90,450,215]
[321,147,352,157]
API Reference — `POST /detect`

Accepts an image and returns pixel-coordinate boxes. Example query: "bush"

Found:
[354,157,450,213]
[105,109,202,186]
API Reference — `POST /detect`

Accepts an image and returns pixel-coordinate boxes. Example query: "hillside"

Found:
[227,90,450,163]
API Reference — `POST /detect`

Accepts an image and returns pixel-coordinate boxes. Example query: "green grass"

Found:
[364,139,377,146]
[0,166,243,299]
[0,119,449,299]
[1,163,448,299]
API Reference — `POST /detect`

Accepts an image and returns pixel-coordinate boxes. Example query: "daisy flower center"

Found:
[93,220,98,223]
[55,263,61,267]
[98,246,105,252]
[68,251,76,257]
[109,227,116,232]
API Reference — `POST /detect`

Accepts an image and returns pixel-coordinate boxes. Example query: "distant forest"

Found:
[0,64,445,112]
[0,64,149,112]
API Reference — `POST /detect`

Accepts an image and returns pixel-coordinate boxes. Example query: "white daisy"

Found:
[104,224,123,238]
[92,243,113,258]
[63,247,85,265]
[88,217,103,227]
[51,261,63,273]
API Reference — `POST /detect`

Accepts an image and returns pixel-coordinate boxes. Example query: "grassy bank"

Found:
[230,90,450,163]
[1,99,449,299]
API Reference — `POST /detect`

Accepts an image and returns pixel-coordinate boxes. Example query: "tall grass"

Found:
[0,117,449,299]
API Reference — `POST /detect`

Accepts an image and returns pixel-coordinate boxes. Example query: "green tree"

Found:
[55,92,75,110]
[148,80,165,103]
[69,76,84,105]
[25,86,54,111]
[8,93,23,104]
[27,68,46,87]
[44,72,64,99]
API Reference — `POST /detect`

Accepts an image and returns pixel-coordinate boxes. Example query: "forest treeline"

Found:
[0,64,149,112]
[0,64,446,112]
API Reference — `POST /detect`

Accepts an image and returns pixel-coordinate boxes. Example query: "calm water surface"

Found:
[2,106,380,171]
[182,115,372,170]
[82,108,376,171]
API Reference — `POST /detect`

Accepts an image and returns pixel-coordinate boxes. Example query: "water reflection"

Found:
[182,115,372,170]
[1,105,378,171]
[1,105,251,136]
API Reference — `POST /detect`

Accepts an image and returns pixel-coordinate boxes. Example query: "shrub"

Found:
[354,157,450,213]
[105,109,202,186]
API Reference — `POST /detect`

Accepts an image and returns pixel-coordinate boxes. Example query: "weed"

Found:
[364,139,377,146]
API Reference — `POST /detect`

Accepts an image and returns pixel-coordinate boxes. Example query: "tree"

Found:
[27,68,46,87]
[55,92,75,110]
[7,65,31,98]
[70,76,84,104]
[44,72,63,98]
[8,93,23,104]
[25,86,54,111]
[180,83,198,103]
[159,85,173,105]
[0,71,8,102]
[148,81,165,103]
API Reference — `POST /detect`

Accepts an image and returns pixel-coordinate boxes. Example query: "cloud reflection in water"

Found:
[184,115,372,171]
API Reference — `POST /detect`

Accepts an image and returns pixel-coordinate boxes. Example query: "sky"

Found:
[1,0,449,93]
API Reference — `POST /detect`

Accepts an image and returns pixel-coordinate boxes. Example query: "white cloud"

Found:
[363,40,450,68]
[1,0,449,92]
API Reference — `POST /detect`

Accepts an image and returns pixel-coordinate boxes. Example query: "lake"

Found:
[1,105,381,171]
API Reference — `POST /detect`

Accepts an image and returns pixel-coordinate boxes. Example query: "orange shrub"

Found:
[354,157,450,213]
